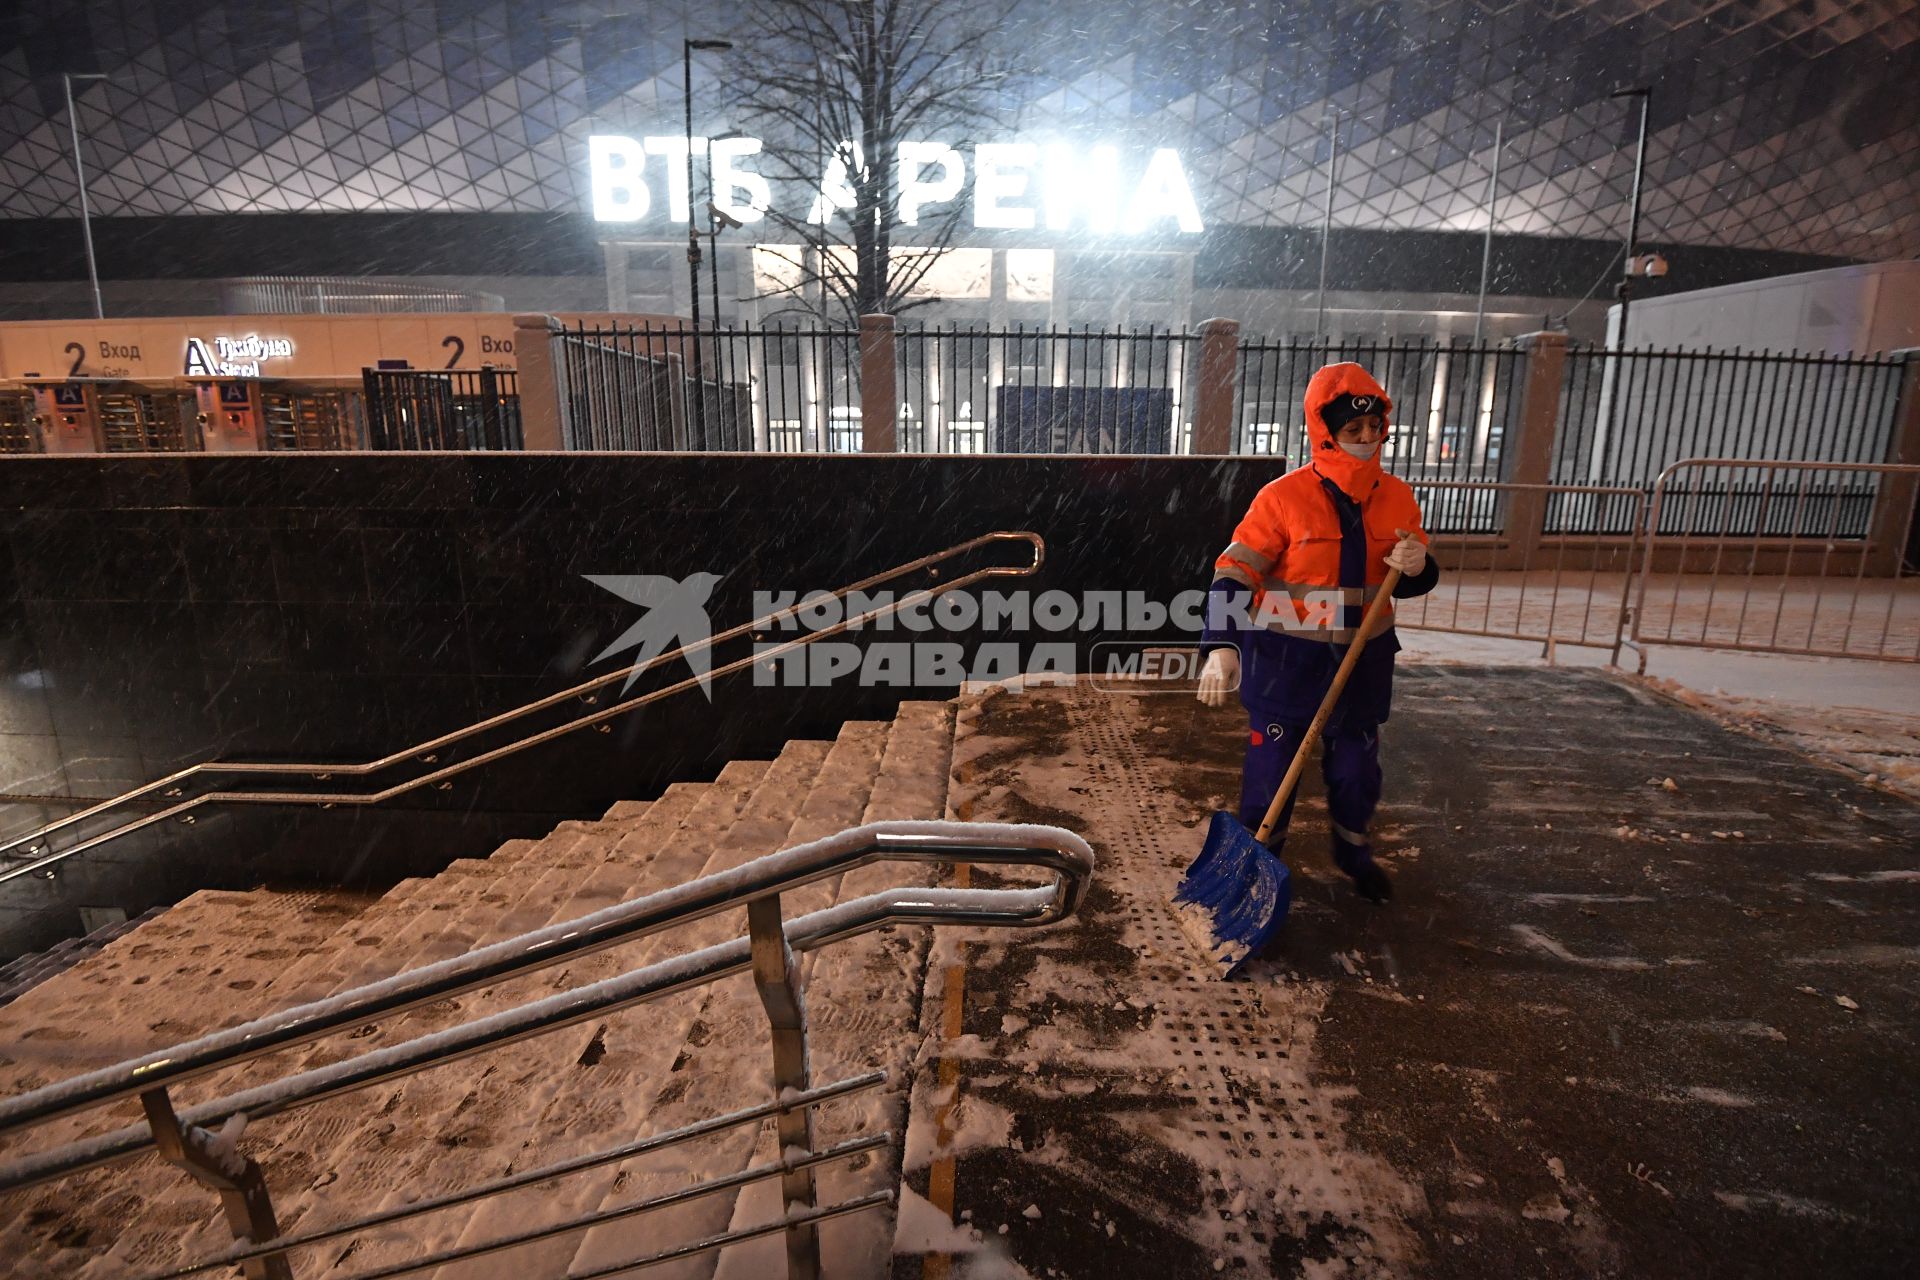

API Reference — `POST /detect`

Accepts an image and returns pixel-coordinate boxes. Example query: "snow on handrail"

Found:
[0,819,1093,1192]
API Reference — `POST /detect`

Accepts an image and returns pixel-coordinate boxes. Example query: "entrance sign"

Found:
[184,334,295,378]
[588,135,1204,234]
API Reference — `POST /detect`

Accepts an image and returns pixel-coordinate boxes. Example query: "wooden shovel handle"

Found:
[1253,565,1404,843]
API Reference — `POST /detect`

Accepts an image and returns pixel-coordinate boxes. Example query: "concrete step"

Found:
[708,701,958,1280]
[0,785,707,1277]
[0,907,165,1009]
[0,802,643,1125]
[244,789,682,1029]
[52,771,760,1280]
[563,703,954,1280]
[0,697,964,1280]
[326,740,842,1277]
[264,802,668,1028]
[0,889,371,1090]
[0,888,378,1251]
[422,723,893,1280]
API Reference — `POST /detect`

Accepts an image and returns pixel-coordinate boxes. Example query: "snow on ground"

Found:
[1399,627,1920,798]
[903,669,1920,1279]
[904,683,1426,1278]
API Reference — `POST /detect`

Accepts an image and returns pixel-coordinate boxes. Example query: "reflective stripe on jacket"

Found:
[1213,463,1427,645]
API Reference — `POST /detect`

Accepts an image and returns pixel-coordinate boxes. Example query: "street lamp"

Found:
[63,71,110,320]
[1314,110,1340,341]
[1472,120,1504,345]
[707,200,744,328]
[684,38,733,439]
[1589,86,1653,483]
[1610,86,1652,351]
[706,128,749,333]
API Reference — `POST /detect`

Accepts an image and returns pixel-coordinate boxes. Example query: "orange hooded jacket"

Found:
[1212,362,1427,643]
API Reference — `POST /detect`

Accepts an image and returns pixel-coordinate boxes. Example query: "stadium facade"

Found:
[0,0,1914,337]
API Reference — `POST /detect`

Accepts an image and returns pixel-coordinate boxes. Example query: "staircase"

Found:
[0,906,168,1011]
[0,699,958,1279]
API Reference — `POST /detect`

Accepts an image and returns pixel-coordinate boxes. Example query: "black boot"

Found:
[1349,860,1393,903]
[1332,834,1393,903]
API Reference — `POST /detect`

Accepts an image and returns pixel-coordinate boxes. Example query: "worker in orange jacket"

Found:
[1195,362,1440,902]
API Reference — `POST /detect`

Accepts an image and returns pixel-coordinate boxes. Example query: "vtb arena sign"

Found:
[587,136,1204,234]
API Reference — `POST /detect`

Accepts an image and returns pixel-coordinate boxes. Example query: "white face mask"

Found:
[1338,439,1380,459]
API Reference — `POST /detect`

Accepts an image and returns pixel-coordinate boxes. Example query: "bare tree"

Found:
[725,0,1018,322]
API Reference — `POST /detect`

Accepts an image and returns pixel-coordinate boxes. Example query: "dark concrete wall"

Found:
[0,452,1260,953]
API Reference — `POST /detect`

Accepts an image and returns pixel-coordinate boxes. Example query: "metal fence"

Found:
[1235,338,1525,489]
[1630,460,1920,664]
[1394,481,1648,661]
[362,368,521,450]
[539,325,1909,510]
[554,323,1201,455]
[1392,468,1920,666]
[897,325,1196,454]
[553,322,756,451]
[1552,346,1905,536]
[713,325,853,452]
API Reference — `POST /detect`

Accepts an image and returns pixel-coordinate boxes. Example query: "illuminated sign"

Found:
[588,136,1203,234]
[184,334,295,378]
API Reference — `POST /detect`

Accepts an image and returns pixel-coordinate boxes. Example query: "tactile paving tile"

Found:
[942,682,1415,1273]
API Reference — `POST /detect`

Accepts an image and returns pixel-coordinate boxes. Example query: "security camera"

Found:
[708,201,744,230]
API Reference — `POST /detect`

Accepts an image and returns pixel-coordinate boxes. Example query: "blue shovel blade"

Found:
[1173,811,1293,979]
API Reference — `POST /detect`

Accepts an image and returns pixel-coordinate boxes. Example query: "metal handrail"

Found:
[0,819,1094,1181]
[148,1080,891,1280]
[0,530,1047,884]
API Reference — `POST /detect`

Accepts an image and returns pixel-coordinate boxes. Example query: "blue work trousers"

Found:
[1239,714,1381,872]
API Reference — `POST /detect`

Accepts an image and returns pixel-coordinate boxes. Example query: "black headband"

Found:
[1321,392,1385,433]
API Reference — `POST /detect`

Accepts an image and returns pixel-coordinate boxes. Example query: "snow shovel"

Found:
[1174,566,1404,979]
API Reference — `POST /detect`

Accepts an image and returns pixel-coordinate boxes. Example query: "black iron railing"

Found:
[1554,345,1905,486]
[361,367,520,450]
[896,325,1196,454]
[1235,336,1523,484]
[1550,345,1905,535]
[553,322,761,451]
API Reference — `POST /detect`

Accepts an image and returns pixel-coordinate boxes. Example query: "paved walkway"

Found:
[905,668,1920,1279]
[1399,631,1920,799]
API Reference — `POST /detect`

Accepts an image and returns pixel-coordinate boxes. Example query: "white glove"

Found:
[1196,647,1239,707]
[1384,527,1426,576]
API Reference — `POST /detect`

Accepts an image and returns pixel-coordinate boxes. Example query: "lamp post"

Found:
[684,38,733,440]
[1591,85,1652,483]
[1315,111,1340,341]
[705,129,748,336]
[707,201,744,333]
[63,71,110,320]
[1472,120,1503,345]
[1610,86,1652,351]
